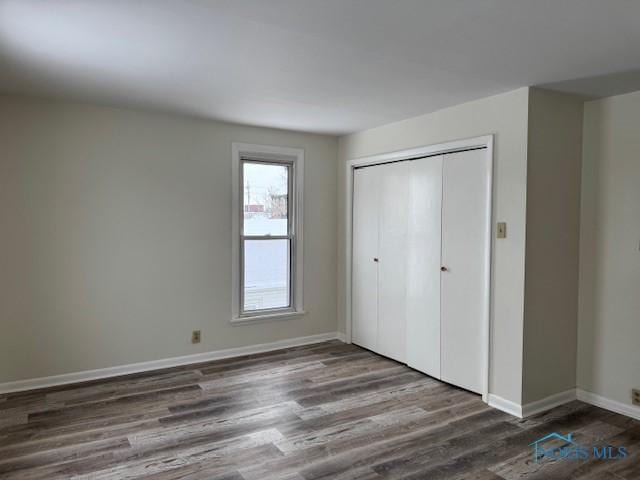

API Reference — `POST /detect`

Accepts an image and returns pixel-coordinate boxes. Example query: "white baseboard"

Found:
[522,389,577,417]
[336,331,347,343]
[490,389,576,419]
[490,388,637,420]
[0,332,340,395]
[577,388,640,421]
[488,394,523,418]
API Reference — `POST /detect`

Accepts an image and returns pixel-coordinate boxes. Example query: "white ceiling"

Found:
[1,1,640,135]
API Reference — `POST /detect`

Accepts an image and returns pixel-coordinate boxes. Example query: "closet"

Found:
[351,147,490,394]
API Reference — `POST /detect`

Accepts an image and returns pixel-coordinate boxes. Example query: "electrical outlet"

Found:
[191,330,201,344]
[633,389,640,406]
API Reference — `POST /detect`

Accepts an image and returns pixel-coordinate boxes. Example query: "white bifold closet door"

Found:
[405,156,443,378]
[440,148,490,394]
[352,148,490,395]
[352,161,410,363]
[352,165,380,352]
[377,161,409,362]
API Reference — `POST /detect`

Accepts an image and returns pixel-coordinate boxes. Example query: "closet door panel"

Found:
[377,161,409,362]
[441,149,490,394]
[352,167,380,351]
[406,155,443,378]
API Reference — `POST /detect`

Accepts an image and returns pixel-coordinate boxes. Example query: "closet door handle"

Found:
[373,258,379,262]
[440,266,448,272]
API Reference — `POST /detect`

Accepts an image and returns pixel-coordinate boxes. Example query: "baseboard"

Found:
[336,331,347,343]
[522,389,576,417]
[0,332,340,395]
[488,394,523,418]
[577,388,640,421]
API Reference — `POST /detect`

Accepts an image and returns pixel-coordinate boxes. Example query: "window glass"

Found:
[243,239,290,311]
[243,162,289,236]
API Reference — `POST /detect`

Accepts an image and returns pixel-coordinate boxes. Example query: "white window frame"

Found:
[231,143,305,324]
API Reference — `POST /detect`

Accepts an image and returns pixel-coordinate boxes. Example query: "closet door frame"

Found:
[345,135,494,402]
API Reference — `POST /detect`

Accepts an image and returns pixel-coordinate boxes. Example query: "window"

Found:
[242,161,291,311]
[232,143,304,321]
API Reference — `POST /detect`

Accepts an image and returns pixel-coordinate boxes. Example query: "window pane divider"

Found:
[242,235,292,240]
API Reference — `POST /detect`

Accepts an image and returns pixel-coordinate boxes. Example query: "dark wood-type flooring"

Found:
[1,340,638,479]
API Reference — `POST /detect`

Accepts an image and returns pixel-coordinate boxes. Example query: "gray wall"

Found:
[338,88,530,405]
[0,96,339,383]
[578,90,640,409]
[522,88,583,404]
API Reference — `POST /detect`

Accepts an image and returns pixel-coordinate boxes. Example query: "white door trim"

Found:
[344,135,494,402]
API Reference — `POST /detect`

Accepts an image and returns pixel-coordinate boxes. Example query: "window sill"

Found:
[230,310,307,325]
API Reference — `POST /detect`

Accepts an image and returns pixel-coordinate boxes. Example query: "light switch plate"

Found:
[497,222,507,239]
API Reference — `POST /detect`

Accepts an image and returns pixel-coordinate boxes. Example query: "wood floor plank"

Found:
[0,341,636,479]
[47,371,204,406]
[0,408,171,448]
[0,437,131,476]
